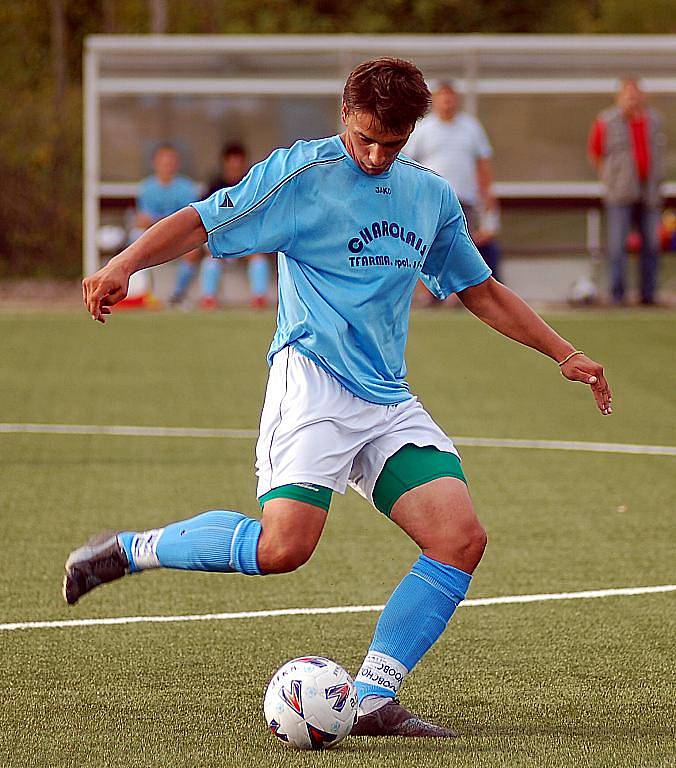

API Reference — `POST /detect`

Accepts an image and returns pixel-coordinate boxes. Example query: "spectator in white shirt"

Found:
[405,81,500,285]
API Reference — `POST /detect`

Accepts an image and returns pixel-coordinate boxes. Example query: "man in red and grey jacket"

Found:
[588,78,667,305]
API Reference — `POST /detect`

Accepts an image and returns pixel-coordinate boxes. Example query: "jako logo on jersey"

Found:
[280,680,304,717]
[219,192,234,208]
[375,186,391,195]
[325,683,351,712]
[347,221,428,256]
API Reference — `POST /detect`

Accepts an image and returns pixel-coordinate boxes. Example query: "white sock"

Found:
[358,694,392,717]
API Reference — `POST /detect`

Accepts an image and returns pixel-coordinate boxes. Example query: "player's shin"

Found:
[118,510,262,575]
[247,255,270,298]
[200,257,222,299]
[354,554,471,712]
[171,259,198,301]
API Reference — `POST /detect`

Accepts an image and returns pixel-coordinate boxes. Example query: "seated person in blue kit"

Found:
[201,142,273,309]
[134,143,201,306]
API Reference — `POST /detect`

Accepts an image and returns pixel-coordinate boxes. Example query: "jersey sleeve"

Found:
[191,148,296,259]
[473,118,493,159]
[588,117,606,161]
[136,179,155,217]
[421,186,491,300]
[180,178,200,208]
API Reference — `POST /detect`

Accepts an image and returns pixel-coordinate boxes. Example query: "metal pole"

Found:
[83,44,100,277]
[464,48,479,116]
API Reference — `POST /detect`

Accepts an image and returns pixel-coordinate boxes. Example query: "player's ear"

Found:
[340,102,349,127]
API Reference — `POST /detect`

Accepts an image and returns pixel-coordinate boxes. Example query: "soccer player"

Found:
[65,58,612,738]
[202,142,273,309]
[134,144,201,304]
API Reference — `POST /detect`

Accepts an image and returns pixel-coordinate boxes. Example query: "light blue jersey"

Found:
[138,175,199,221]
[191,135,490,404]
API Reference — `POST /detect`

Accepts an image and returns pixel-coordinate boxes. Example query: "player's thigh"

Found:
[391,477,486,571]
[257,497,328,574]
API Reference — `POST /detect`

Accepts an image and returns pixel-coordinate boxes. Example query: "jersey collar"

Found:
[332,135,394,180]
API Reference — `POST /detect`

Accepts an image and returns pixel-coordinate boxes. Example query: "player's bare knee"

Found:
[465,519,487,563]
[450,515,486,560]
[258,498,326,574]
[426,515,486,570]
[257,537,315,574]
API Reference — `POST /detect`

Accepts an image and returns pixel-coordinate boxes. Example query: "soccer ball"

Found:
[264,656,358,749]
[96,224,126,253]
[568,276,598,306]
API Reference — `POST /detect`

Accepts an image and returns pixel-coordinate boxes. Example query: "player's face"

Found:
[617,81,643,115]
[433,87,458,120]
[153,148,179,182]
[223,152,247,185]
[341,106,412,176]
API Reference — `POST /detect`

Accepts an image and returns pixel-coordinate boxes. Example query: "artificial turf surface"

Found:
[0,308,674,767]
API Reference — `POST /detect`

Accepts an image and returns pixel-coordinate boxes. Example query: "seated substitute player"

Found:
[66,58,612,738]
[133,143,201,301]
[201,141,274,309]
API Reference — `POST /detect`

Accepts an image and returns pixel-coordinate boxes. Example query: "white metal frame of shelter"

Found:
[84,34,676,276]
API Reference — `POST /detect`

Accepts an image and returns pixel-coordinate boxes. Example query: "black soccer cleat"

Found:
[63,532,129,605]
[350,699,457,738]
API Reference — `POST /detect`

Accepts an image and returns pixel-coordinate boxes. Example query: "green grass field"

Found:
[1,308,674,768]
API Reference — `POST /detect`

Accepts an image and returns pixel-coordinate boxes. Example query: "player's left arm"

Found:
[458,277,612,415]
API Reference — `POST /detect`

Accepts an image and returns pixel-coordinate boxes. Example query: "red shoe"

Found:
[199,296,219,310]
[250,295,268,309]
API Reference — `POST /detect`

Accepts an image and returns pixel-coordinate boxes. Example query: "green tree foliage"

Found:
[592,0,676,33]
[0,0,672,277]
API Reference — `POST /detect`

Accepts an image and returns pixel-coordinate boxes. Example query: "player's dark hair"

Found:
[221,141,247,158]
[153,142,177,156]
[435,80,457,93]
[343,58,431,135]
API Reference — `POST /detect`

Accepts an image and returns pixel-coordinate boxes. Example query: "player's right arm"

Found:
[83,206,206,323]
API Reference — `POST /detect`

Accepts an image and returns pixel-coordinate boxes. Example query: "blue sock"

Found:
[247,255,270,298]
[118,510,262,575]
[354,554,471,702]
[201,257,223,299]
[172,260,198,299]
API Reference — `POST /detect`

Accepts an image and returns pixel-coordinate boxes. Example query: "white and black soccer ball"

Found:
[96,224,126,253]
[568,276,599,306]
[264,656,358,750]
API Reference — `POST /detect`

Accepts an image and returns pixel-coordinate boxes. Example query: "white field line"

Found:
[1,423,675,456]
[1,584,674,633]
[0,423,258,439]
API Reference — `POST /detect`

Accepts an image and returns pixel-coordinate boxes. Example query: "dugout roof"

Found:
[84,34,676,274]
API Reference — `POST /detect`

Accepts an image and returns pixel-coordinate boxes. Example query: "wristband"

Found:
[558,350,584,367]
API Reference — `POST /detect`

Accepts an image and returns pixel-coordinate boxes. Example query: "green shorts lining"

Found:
[258,483,332,512]
[372,443,466,518]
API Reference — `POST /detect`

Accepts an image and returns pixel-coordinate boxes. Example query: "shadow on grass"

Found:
[343,724,674,752]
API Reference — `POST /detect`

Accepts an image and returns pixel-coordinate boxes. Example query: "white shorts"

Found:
[255,345,458,507]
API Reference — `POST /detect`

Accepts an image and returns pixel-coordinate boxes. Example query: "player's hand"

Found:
[82,260,131,323]
[559,354,612,416]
